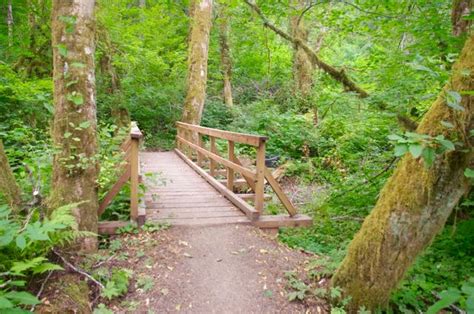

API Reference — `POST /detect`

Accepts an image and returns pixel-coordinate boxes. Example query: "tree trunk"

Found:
[290,1,313,98]
[452,0,472,36]
[244,0,369,99]
[50,0,99,252]
[0,140,22,211]
[331,34,474,311]
[7,0,13,48]
[218,2,233,107]
[181,0,213,125]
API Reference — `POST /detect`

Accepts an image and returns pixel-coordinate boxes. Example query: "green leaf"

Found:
[438,139,455,151]
[466,295,474,313]
[387,134,404,141]
[16,235,26,250]
[64,131,72,139]
[32,263,63,274]
[440,121,454,128]
[426,289,461,314]
[446,91,464,111]
[71,62,86,68]
[0,296,14,309]
[394,145,408,157]
[4,291,40,305]
[464,168,474,178]
[422,148,435,167]
[66,93,84,106]
[11,257,47,274]
[56,44,68,57]
[79,121,91,129]
[409,144,423,158]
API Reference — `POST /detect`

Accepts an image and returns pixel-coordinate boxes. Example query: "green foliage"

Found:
[96,268,133,300]
[0,203,87,311]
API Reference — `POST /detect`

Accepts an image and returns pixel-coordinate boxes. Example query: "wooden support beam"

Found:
[238,193,272,201]
[197,134,204,167]
[210,136,217,177]
[227,140,235,191]
[264,167,297,216]
[253,214,312,229]
[130,137,140,222]
[254,141,266,213]
[175,148,259,221]
[98,221,129,235]
[177,136,257,180]
[234,157,256,191]
[98,166,131,216]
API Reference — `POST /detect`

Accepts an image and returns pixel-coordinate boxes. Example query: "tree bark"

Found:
[331,34,474,311]
[50,0,99,252]
[452,0,472,36]
[0,140,22,211]
[181,0,213,125]
[244,0,369,98]
[290,1,313,98]
[218,2,234,107]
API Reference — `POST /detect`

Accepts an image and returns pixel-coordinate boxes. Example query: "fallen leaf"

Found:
[183,253,193,258]
[231,251,239,255]
[161,288,169,296]
[216,258,223,262]
[175,304,181,311]
[259,249,268,254]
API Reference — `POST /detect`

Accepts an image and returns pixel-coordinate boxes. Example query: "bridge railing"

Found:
[98,121,145,234]
[175,122,298,221]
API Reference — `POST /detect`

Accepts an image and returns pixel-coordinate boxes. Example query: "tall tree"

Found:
[181,0,213,125]
[331,34,474,311]
[290,0,313,99]
[0,140,21,211]
[218,1,233,107]
[50,0,99,252]
[452,0,472,36]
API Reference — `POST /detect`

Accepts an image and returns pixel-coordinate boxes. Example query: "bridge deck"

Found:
[141,151,250,226]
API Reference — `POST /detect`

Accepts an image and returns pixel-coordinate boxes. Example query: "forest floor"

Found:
[99,224,327,313]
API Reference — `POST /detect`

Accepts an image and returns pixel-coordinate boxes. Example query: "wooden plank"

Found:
[151,211,244,219]
[147,201,233,209]
[210,136,217,176]
[238,193,272,201]
[98,221,129,235]
[218,178,248,188]
[177,136,257,180]
[254,141,266,213]
[253,214,312,229]
[233,158,256,191]
[227,140,235,191]
[264,167,298,216]
[150,216,251,226]
[174,149,259,221]
[98,166,131,216]
[130,138,140,221]
[177,122,267,147]
[147,206,240,214]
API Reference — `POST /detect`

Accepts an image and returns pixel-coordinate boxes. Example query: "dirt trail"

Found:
[106,224,322,313]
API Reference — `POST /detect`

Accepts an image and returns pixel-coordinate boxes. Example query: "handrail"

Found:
[98,121,145,230]
[175,122,297,217]
[176,122,267,147]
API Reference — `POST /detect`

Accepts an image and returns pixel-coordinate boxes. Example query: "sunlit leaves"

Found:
[446,90,464,111]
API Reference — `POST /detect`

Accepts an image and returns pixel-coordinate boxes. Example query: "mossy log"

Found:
[49,0,99,252]
[331,34,474,311]
[0,140,22,210]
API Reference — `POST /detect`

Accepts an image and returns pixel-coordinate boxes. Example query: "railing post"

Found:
[255,139,266,213]
[130,122,143,224]
[227,140,235,191]
[197,134,204,167]
[210,136,217,176]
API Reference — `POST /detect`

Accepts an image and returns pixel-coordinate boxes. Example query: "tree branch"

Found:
[244,0,369,98]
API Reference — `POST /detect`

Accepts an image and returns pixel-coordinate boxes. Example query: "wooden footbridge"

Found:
[98,122,312,234]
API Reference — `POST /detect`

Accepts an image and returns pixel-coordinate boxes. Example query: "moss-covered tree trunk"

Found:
[218,2,233,107]
[331,34,474,311]
[50,0,99,252]
[452,0,472,36]
[181,0,213,125]
[290,1,313,98]
[0,140,21,210]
